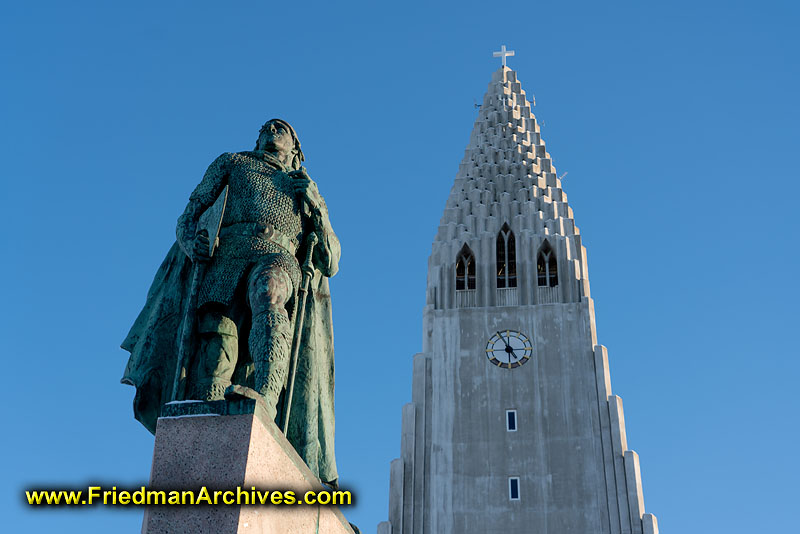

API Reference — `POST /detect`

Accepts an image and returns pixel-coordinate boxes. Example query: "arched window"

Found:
[456,244,476,290]
[537,241,558,287]
[496,223,517,288]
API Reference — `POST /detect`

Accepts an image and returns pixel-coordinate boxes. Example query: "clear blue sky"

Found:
[3,1,798,532]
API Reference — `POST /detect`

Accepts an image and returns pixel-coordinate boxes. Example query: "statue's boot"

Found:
[250,309,292,420]
[191,311,239,401]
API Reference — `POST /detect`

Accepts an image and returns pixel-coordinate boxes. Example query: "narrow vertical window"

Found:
[509,477,520,500]
[537,240,558,287]
[496,223,517,288]
[455,244,476,290]
[506,410,517,431]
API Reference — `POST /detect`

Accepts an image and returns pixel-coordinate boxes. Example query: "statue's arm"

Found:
[176,153,231,258]
[289,167,340,277]
[309,197,340,278]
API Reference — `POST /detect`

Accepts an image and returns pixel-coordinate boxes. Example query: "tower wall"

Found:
[380,66,658,534]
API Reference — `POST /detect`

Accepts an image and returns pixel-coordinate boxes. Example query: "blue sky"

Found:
[2,1,798,532]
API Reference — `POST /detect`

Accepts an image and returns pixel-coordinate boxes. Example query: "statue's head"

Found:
[255,119,305,170]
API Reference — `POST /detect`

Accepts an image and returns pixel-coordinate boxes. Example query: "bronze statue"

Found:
[121,119,341,486]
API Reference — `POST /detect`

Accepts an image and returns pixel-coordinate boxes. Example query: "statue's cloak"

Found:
[120,242,338,484]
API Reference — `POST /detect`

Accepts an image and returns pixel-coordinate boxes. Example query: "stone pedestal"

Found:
[141,397,354,534]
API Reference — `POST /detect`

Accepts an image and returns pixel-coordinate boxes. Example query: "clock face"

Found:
[486,330,532,369]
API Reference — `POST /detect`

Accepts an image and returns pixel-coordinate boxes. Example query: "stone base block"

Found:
[141,397,354,534]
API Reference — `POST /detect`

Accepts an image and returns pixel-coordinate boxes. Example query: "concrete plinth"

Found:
[141,397,354,534]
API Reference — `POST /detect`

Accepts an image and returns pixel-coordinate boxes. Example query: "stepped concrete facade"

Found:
[378,66,659,534]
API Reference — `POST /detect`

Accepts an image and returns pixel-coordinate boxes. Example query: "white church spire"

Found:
[381,62,659,534]
[430,66,586,311]
[438,66,575,243]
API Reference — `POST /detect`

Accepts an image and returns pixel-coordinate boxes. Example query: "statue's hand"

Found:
[192,230,212,263]
[288,167,322,212]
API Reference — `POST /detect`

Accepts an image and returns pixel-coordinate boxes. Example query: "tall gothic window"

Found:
[456,244,476,290]
[537,241,558,287]
[496,223,517,288]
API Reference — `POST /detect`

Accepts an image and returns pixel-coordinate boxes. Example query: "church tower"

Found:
[378,61,660,534]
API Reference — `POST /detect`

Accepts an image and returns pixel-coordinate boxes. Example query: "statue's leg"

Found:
[248,262,294,420]
[190,307,239,401]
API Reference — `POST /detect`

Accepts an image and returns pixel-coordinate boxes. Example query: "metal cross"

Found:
[493,45,515,67]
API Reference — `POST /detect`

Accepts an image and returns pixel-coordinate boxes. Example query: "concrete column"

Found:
[642,513,659,534]
[624,451,645,534]
[400,404,416,534]
[609,395,632,534]
[388,459,404,534]
[593,346,622,534]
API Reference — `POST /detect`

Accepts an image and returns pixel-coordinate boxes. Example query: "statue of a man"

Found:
[120,119,340,486]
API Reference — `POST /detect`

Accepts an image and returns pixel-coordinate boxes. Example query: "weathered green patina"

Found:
[121,119,341,486]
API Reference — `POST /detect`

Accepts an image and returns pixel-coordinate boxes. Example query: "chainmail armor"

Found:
[200,247,301,307]
[180,151,306,307]
[250,309,292,407]
[221,152,303,239]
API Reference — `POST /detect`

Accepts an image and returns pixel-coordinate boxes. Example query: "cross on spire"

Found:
[492,45,515,67]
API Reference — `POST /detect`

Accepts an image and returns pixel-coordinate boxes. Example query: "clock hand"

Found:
[506,350,520,370]
[497,331,518,369]
[496,331,511,349]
